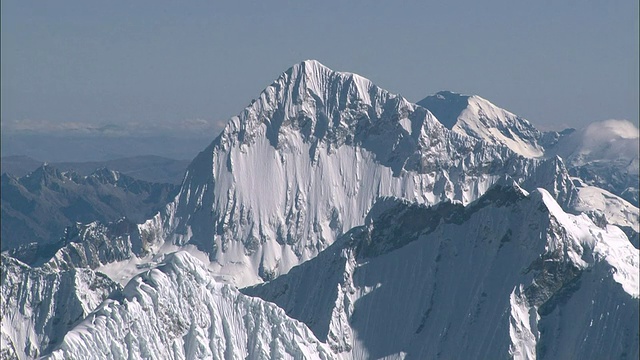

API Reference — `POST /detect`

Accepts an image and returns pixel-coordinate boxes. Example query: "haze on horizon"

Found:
[1,0,638,161]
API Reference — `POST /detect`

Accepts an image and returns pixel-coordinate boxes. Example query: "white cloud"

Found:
[563,119,639,171]
[1,117,229,138]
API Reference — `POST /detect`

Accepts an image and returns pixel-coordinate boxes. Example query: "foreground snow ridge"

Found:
[44,251,331,360]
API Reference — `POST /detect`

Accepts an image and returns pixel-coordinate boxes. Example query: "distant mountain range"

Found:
[1,165,178,253]
[1,155,190,185]
[1,133,214,164]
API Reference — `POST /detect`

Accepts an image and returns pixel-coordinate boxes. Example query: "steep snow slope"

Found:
[418,91,545,158]
[43,252,331,360]
[1,254,120,359]
[244,183,639,359]
[142,60,577,286]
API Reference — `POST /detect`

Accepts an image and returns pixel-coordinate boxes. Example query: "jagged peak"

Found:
[89,167,121,183]
[272,59,390,109]
[212,60,435,153]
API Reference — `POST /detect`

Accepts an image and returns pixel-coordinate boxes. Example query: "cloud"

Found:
[568,119,639,169]
[583,119,639,140]
[1,117,229,138]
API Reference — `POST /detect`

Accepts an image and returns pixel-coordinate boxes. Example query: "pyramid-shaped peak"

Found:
[280,60,378,95]
[297,59,331,72]
[247,60,402,123]
[417,91,471,129]
[289,59,360,78]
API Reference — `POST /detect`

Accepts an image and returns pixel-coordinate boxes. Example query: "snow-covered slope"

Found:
[141,61,578,286]
[1,254,120,360]
[43,251,331,360]
[418,91,545,158]
[569,177,639,248]
[244,182,639,359]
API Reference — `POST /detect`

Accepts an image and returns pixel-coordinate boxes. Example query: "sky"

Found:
[1,1,638,151]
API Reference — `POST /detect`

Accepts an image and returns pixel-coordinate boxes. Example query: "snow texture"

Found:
[1,254,120,359]
[43,251,331,360]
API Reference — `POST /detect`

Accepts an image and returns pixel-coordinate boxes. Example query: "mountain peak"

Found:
[418,91,545,158]
[418,91,471,129]
[276,59,380,109]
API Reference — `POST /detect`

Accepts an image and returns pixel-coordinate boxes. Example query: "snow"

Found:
[144,61,576,287]
[245,183,639,359]
[418,91,545,158]
[539,188,639,298]
[547,119,639,205]
[569,179,639,234]
[44,252,331,360]
[2,60,638,360]
[1,254,120,359]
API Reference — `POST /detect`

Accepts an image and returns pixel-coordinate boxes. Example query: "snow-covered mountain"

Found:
[244,182,639,359]
[1,254,120,359]
[418,92,639,206]
[2,60,638,360]
[43,251,331,360]
[418,91,546,158]
[140,60,582,286]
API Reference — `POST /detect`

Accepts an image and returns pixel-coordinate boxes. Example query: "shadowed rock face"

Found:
[1,165,178,251]
[417,91,470,129]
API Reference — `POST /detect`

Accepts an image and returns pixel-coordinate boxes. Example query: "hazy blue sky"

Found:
[2,0,638,137]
